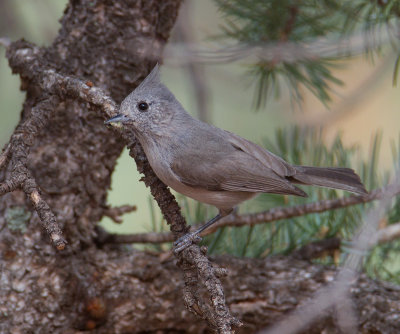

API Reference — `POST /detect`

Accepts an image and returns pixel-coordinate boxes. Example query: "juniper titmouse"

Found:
[106,65,367,252]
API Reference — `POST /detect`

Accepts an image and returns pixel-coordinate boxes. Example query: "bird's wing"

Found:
[224,130,297,177]
[170,133,306,197]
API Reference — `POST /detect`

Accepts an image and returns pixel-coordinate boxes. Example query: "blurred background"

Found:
[0,0,399,267]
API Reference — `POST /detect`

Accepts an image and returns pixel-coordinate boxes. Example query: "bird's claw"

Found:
[173,232,202,253]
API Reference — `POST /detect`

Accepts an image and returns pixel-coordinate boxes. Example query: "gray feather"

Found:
[170,122,307,197]
[290,166,367,195]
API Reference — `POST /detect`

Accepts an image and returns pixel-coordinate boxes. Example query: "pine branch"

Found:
[98,182,399,244]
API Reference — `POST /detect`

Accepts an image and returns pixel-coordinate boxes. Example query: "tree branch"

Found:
[97,182,400,244]
[0,95,66,250]
[126,134,241,333]
[4,39,240,333]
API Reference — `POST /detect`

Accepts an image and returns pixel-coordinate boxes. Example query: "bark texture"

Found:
[1,1,400,333]
[2,244,400,333]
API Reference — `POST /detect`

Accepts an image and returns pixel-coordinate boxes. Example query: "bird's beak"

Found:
[104,114,127,125]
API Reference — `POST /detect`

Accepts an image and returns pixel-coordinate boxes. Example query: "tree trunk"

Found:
[1,1,400,333]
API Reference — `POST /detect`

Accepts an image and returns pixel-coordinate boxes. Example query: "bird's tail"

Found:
[290,166,368,195]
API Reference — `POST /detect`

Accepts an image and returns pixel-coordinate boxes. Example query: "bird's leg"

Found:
[174,209,232,253]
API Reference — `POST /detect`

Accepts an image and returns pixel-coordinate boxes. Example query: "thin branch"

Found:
[96,230,172,244]
[103,205,137,224]
[163,23,399,66]
[98,182,400,244]
[6,41,118,119]
[4,23,395,68]
[5,22,388,68]
[126,135,241,333]
[0,96,67,250]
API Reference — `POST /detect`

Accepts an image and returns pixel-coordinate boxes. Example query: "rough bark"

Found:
[1,1,400,333]
[0,0,183,331]
[2,243,400,333]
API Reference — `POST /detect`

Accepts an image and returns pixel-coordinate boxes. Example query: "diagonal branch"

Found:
[125,133,241,333]
[4,40,240,333]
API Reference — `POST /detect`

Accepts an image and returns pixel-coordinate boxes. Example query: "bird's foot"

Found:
[173,231,202,254]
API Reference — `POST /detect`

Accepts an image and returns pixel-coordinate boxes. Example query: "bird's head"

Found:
[105,64,181,137]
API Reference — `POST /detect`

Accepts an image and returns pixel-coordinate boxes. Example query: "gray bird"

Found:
[106,65,367,252]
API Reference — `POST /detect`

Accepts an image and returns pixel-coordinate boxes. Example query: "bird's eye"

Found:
[138,102,149,112]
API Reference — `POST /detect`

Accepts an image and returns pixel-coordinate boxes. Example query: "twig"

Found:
[163,23,399,66]
[97,182,400,244]
[96,230,172,244]
[0,96,67,250]
[6,40,118,119]
[0,143,11,171]
[5,23,395,69]
[103,205,137,224]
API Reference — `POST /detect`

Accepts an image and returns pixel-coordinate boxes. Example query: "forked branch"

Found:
[0,95,66,249]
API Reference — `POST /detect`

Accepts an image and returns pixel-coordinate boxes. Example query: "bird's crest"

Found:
[136,64,161,91]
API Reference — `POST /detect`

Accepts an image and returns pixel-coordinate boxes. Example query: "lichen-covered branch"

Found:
[126,134,241,333]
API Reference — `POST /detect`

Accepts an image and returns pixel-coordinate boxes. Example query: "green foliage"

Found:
[343,0,400,82]
[214,0,347,107]
[214,0,400,107]
[343,0,400,34]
